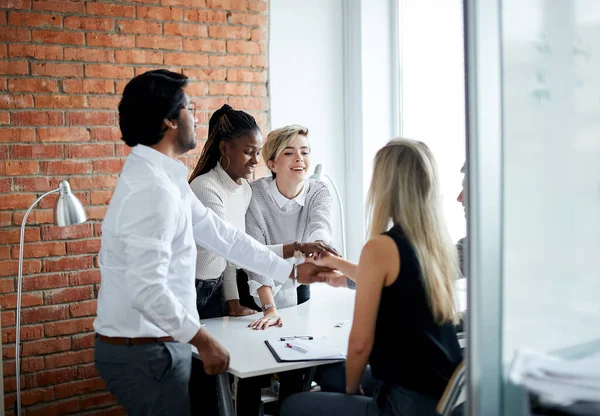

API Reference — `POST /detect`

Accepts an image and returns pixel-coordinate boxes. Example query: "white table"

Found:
[195,280,468,416]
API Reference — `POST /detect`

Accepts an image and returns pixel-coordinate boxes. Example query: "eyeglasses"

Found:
[183,102,196,118]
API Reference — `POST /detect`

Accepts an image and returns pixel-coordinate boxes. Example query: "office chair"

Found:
[437,360,466,416]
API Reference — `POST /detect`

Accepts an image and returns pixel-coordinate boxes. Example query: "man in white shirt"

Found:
[93,70,327,415]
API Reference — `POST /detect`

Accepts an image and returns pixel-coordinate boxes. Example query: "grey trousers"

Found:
[95,336,193,416]
[281,383,439,416]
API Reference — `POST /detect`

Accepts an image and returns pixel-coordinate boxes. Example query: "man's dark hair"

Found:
[188,104,259,183]
[118,69,188,147]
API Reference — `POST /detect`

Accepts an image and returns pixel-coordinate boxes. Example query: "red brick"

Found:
[117,19,162,35]
[72,332,95,350]
[68,175,117,190]
[38,127,89,142]
[69,270,100,286]
[138,5,182,21]
[90,126,120,142]
[26,397,80,416]
[23,273,69,291]
[32,30,84,45]
[209,54,251,67]
[21,305,69,324]
[13,209,54,225]
[252,84,267,96]
[209,25,250,40]
[64,143,113,159]
[43,256,94,273]
[45,317,94,336]
[86,2,135,17]
[0,227,40,244]
[93,223,102,237]
[2,310,16,326]
[26,366,78,388]
[93,158,124,173]
[40,160,91,175]
[0,112,9,124]
[0,275,12,292]
[8,11,62,28]
[137,35,182,50]
[0,193,35,211]
[33,0,84,13]
[115,49,163,64]
[80,391,117,410]
[88,190,112,205]
[66,111,114,126]
[229,12,266,27]
[0,0,31,9]
[13,177,56,193]
[251,54,266,68]
[227,69,266,82]
[8,78,58,93]
[87,96,120,109]
[41,223,92,241]
[183,38,225,52]
[44,349,94,370]
[85,64,133,79]
[12,111,63,126]
[185,67,226,81]
[69,299,97,317]
[0,127,35,142]
[227,40,262,54]
[163,0,204,5]
[207,0,247,9]
[62,79,114,94]
[86,33,135,48]
[0,177,10,193]
[0,27,31,43]
[4,387,53,407]
[209,83,251,96]
[64,15,114,31]
[248,0,267,12]
[3,358,45,378]
[37,190,89,209]
[184,8,227,23]
[164,22,208,37]
[2,324,44,343]
[250,28,265,41]
[8,44,61,60]
[64,47,115,63]
[12,242,66,259]
[0,245,10,260]
[66,239,101,256]
[11,143,62,159]
[31,62,83,77]
[86,205,108,220]
[78,363,98,379]
[35,95,86,109]
[164,52,208,67]
[3,375,22,393]
[185,82,209,97]
[0,160,39,175]
[0,60,29,76]
[0,291,43,308]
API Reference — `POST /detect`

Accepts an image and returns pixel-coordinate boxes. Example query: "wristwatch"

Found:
[261,303,275,312]
[293,241,303,260]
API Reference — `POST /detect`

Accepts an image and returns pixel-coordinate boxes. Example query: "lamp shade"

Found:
[54,180,87,226]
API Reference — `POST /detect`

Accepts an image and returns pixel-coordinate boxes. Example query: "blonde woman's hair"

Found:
[367,138,459,324]
[262,125,309,178]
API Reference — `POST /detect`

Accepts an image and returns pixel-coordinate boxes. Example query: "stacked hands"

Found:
[248,241,348,330]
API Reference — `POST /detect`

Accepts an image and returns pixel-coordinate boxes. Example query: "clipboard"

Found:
[264,337,346,363]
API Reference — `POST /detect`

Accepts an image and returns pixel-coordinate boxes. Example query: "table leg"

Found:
[217,372,235,416]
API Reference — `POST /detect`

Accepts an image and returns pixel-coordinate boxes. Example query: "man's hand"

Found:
[190,327,230,375]
[299,240,340,258]
[248,307,283,330]
[296,263,335,284]
[227,299,257,317]
[317,270,348,288]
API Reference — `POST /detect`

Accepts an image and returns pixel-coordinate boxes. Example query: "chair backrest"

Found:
[436,360,466,416]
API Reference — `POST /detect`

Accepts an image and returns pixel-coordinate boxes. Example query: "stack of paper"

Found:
[265,336,346,362]
[509,348,600,406]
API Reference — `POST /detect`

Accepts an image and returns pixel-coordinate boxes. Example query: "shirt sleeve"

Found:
[306,184,335,244]
[118,186,200,343]
[189,187,292,285]
[245,207,280,290]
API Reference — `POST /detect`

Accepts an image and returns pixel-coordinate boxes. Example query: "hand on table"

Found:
[192,328,230,375]
[227,299,257,317]
[248,308,283,330]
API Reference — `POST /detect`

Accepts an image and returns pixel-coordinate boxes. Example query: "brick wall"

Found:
[0,0,269,413]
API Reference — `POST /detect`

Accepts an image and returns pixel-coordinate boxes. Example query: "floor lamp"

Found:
[310,164,346,258]
[15,180,87,415]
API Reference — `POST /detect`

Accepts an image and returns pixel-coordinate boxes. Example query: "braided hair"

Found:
[189,104,259,183]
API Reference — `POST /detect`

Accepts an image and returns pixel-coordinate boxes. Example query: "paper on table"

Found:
[265,336,346,362]
[509,348,600,405]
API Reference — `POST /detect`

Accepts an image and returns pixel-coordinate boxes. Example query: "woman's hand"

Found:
[299,240,340,258]
[317,270,348,288]
[227,300,257,317]
[248,308,283,330]
[304,251,337,268]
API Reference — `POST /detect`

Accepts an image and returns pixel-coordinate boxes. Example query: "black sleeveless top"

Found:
[368,226,462,399]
